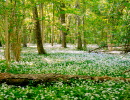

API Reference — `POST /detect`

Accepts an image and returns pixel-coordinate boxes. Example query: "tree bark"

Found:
[60,3,67,48]
[75,0,82,50]
[23,33,27,47]
[22,0,27,47]
[40,3,45,44]
[9,1,22,62]
[0,41,2,47]
[5,0,10,66]
[0,73,129,86]
[82,0,87,50]
[51,3,55,46]
[33,5,46,54]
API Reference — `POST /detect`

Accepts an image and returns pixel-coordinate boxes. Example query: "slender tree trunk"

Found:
[75,0,82,50]
[22,0,27,47]
[33,6,46,54]
[14,26,22,61]
[23,33,27,47]
[124,9,130,53]
[5,0,10,66]
[107,34,113,51]
[58,33,62,44]
[77,17,82,50]
[107,15,113,51]
[0,41,2,47]
[82,13,86,50]
[83,20,86,49]
[40,3,45,44]
[9,1,21,62]
[51,3,55,46]
[60,3,67,48]
[0,28,2,47]
[82,0,87,50]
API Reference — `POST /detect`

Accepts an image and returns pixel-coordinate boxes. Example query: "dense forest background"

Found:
[0,0,130,62]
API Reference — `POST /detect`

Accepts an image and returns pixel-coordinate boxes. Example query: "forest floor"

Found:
[0,44,130,100]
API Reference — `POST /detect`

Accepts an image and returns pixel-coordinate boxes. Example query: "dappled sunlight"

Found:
[27,43,86,54]
[42,58,64,63]
[0,48,4,60]
[13,61,34,66]
[0,44,130,100]
[0,49,4,52]
[50,50,86,54]
[19,44,130,78]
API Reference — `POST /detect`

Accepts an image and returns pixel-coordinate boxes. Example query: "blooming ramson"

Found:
[0,44,129,99]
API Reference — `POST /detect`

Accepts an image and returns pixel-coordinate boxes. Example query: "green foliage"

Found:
[0,0,129,47]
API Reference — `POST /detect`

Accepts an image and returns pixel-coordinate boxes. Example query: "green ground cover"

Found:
[0,44,130,100]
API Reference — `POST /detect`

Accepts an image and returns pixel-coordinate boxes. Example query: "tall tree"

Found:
[33,5,46,54]
[60,2,67,48]
[51,2,55,46]
[82,0,87,50]
[75,0,82,50]
[39,3,45,44]
[5,0,10,66]
[22,0,27,47]
[9,0,22,61]
[0,41,2,47]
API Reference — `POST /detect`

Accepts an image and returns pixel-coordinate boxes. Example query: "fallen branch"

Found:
[123,70,130,73]
[0,73,130,86]
[88,46,108,53]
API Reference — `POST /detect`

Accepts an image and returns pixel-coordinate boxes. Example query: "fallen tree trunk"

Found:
[0,73,130,86]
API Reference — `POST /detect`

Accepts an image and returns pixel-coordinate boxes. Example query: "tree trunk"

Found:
[40,3,45,44]
[0,73,129,86]
[0,41,2,47]
[22,0,27,47]
[82,0,87,50]
[123,9,130,53]
[107,34,113,51]
[75,0,82,50]
[51,3,55,46]
[60,3,67,48]
[9,1,21,62]
[23,32,27,47]
[33,6,46,54]
[83,16,87,50]
[5,0,10,66]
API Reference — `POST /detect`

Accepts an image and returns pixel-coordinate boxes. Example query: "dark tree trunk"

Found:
[22,0,27,48]
[77,16,83,50]
[23,33,27,47]
[0,41,2,47]
[83,20,87,50]
[76,0,82,50]
[33,6,46,54]
[60,3,67,48]
[23,43,27,47]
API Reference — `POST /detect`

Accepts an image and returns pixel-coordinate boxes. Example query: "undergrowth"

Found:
[0,44,130,100]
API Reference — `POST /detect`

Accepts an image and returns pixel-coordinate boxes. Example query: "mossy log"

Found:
[0,73,130,86]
